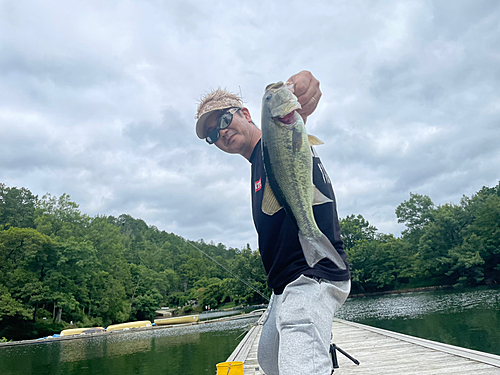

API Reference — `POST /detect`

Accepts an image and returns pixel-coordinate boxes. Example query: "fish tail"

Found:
[299,231,347,270]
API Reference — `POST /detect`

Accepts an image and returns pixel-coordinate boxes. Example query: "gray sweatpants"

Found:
[258,275,351,375]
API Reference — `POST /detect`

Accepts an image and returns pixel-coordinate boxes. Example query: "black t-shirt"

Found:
[250,140,350,294]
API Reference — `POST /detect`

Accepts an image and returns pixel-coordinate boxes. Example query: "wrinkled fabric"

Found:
[258,275,350,375]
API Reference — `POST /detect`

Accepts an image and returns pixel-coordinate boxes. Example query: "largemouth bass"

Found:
[260,81,346,270]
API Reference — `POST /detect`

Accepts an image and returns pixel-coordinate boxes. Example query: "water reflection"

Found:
[59,321,231,363]
[337,287,500,320]
[105,336,152,359]
[60,340,105,363]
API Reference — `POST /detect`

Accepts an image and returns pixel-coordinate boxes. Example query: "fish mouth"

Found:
[264,81,302,121]
[271,100,301,122]
[276,110,296,125]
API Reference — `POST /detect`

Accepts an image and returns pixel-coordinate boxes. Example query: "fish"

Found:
[260,81,346,270]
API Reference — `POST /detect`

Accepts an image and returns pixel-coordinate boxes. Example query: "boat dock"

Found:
[228,318,500,374]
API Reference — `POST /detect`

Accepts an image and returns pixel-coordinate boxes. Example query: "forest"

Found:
[0,182,499,340]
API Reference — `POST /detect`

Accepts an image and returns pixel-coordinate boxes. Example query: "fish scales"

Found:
[264,118,315,235]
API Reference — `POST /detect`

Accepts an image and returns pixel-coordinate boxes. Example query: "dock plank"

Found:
[228,317,500,374]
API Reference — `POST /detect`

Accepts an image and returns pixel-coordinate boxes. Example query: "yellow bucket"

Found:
[216,361,244,375]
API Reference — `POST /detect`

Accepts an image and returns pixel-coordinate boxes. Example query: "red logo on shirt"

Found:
[255,178,262,192]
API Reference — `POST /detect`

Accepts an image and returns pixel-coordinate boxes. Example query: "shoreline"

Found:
[0,310,263,348]
[348,285,454,298]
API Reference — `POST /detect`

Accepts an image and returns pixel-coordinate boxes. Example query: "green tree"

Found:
[396,193,435,241]
[196,279,225,308]
[0,184,37,229]
[415,203,465,279]
[35,193,89,239]
[0,285,33,321]
[0,228,57,323]
[464,194,500,283]
[347,236,414,292]
[340,214,378,250]
[85,217,131,324]
[230,247,269,304]
[131,288,163,321]
[44,239,99,323]
[446,234,485,286]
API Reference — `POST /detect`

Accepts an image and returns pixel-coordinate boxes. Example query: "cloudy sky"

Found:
[1,0,499,250]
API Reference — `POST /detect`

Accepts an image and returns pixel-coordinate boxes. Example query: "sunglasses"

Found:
[206,108,240,144]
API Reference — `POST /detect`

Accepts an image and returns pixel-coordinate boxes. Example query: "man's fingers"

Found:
[287,70,312,97]
[298,89,321,118]
[297,93,321,117]
[287,70,321,117]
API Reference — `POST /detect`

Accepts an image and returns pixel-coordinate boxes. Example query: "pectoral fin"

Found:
[262,179,282,216]
[312,185,333,206]
[292,127,303,153]
[307,134,324,145]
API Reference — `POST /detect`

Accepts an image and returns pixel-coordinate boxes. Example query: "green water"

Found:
[1,287,499,375]
[0,317,259,375]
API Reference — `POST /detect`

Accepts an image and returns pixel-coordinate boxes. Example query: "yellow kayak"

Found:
[154,315,199,326]
[60,327,105,336]
[106,320,152,332]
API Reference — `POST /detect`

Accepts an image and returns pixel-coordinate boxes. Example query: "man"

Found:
[195,71,350,375]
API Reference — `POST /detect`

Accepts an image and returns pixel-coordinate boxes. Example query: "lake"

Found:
[1,287,499,374]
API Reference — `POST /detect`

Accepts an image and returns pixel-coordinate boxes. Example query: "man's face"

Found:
[204,108,254,155]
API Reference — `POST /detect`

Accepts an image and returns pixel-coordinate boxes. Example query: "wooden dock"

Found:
[228,318,500,374]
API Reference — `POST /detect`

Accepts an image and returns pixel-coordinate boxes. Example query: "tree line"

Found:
[1,182,499,340]
[342,183,500,292]
[0,184,268,340]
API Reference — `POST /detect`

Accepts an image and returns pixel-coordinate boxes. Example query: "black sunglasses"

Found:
[206,108,240,144]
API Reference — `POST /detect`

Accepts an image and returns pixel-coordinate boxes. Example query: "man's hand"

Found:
[287,70,322,123]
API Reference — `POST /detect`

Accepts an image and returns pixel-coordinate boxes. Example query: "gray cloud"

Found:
[1,0,499,249]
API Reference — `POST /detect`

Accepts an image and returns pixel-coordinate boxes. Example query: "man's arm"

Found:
[287,70,322,123]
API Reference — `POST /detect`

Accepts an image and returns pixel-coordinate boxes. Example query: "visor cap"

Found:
[195,88,243,139]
